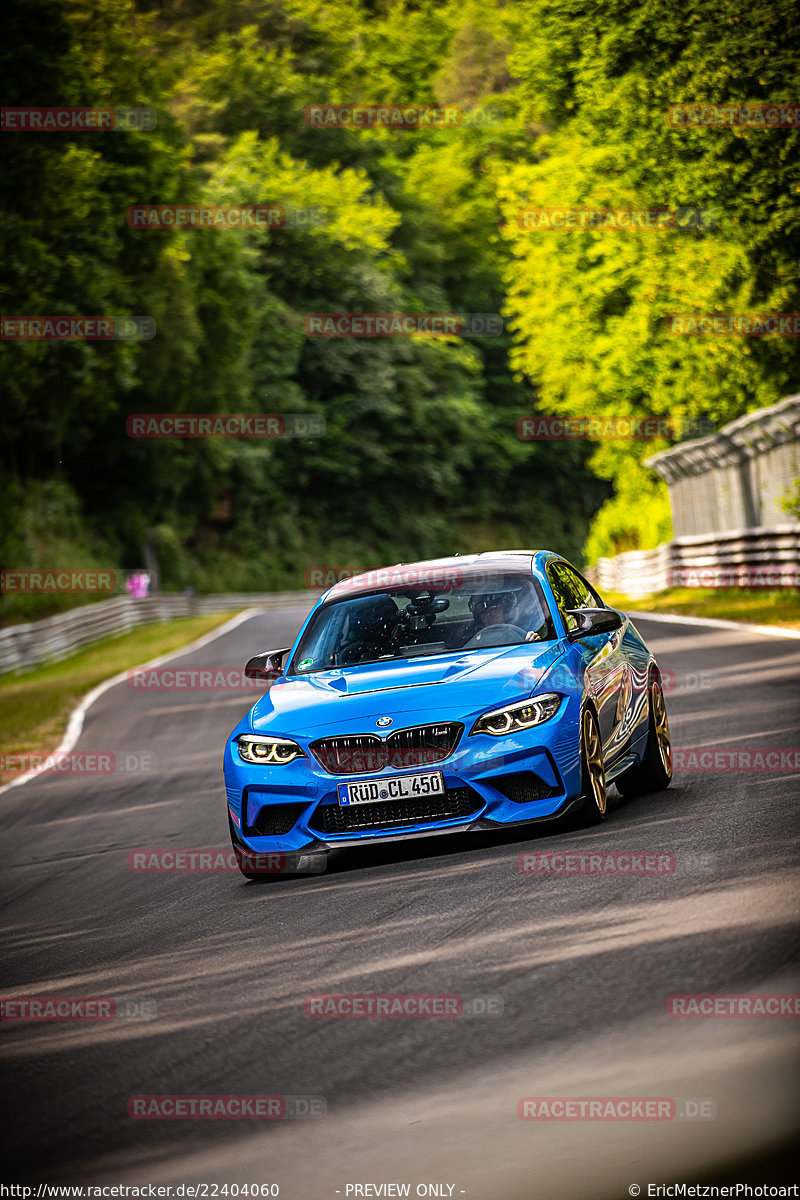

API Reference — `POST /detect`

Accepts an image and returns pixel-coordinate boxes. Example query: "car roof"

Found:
[324,550,564,602]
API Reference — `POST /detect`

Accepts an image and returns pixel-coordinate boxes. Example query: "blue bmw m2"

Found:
[224,551,672,876]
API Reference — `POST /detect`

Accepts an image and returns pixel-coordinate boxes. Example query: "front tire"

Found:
[574,706,608,825]
[616,673,672,797]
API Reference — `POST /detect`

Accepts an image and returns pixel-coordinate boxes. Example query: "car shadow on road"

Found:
[233,782,679,885]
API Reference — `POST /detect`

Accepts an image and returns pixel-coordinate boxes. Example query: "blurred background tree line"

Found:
[1,0,797,619]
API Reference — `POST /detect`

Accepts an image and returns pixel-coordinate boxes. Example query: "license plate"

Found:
[337,771,444,806]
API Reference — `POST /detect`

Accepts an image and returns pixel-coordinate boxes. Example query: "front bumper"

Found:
[224,695,583,853]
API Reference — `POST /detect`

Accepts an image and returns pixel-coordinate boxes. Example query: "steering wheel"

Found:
[464,623,526,648]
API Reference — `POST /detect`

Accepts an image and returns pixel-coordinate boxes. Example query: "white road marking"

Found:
[0,608,262,799]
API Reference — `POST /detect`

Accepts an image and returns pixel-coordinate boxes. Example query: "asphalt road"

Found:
[1,607,799,1197]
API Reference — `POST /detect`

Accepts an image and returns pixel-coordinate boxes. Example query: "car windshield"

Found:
[289,569,556,674]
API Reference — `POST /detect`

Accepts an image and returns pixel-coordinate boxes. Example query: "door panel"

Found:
[547,561,627,760]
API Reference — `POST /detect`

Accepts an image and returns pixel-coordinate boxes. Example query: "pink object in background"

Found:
[126,571,150,599]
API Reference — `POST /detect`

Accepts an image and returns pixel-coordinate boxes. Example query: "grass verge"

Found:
[604,588,800,631]
[0,610,243,785]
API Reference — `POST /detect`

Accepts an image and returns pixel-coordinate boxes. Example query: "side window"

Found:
[547,562,602,633]
[547,563,577,632]
[561,564,603,609]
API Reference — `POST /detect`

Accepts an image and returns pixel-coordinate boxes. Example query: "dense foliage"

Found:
[1,0,795,619]
[500,0,800,554]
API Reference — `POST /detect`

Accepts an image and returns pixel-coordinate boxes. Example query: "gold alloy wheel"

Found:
[652,680,672,777]
[582,709,607,815]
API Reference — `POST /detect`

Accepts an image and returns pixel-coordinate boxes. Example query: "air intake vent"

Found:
[308,785,482,834]
[245,802,309,837]
[491,771,561,804]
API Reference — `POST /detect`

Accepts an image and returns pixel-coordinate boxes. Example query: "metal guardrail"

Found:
[0,591,321,675]
[592,525,800,599]
[647,394,800,537]
[4,525,798,673]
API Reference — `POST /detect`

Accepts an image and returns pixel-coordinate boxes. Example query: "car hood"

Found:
[248,641,567,737]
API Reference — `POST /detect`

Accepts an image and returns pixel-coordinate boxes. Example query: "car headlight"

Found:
[236,734,306,764]
[470,694,561,737]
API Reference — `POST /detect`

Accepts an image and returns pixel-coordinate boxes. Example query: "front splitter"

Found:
[297,795,582,852]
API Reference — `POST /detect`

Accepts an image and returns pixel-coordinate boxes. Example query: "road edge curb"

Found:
[0,606,264,799]
[627,610,800,640]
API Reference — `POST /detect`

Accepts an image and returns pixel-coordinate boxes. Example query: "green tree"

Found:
[499,0,800,558]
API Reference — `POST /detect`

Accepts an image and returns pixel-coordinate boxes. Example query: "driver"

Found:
[469,591,517,629]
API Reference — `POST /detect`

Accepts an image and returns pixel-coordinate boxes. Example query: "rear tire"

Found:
[573,706,608,825]
[616,673,672,798]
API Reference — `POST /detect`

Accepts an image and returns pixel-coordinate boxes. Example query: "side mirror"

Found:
[564,608,623,639]
[244,646,292,681]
